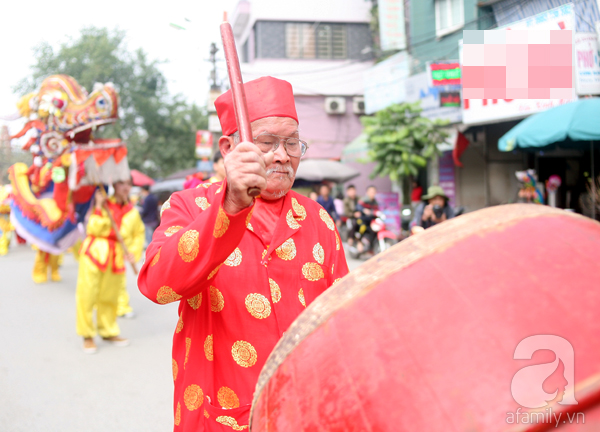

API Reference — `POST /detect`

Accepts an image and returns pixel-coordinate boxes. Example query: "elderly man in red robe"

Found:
[138,76,349,431]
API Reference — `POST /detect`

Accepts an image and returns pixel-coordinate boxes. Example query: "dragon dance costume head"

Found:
[8,74,130,253]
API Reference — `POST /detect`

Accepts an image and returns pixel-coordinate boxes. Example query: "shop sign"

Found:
[461,4,577,125]
[364,51,411,114]
[428,62,461,86]
[378,0,406,51]
[574,32,600,95]
[404,72,462,123]
[195,130,213,159]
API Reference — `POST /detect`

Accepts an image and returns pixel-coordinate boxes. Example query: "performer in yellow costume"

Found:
[76,179,144,353]
[0,185,14,256]
[32,248,62,283]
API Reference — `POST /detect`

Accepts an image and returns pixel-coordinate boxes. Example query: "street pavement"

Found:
[0,244,365,431]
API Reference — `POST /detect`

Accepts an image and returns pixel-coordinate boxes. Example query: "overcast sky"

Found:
[0,0,238,133]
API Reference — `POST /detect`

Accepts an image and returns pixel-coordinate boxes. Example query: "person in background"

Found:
[411,180,423,207]
[354,185,379,253]
[343,184,360,247]
[140,185,159,247]
[333,192,344,228]
[76,180,145,353]
[410,185,455,234]
[309,191,319,201]
[207,150,226,184]
[317,184,339,223]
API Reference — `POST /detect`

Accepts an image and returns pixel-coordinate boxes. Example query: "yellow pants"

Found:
[0,232,9,256]
[75,254,123,338]
[32,250,61,283]
[117,278,133,317]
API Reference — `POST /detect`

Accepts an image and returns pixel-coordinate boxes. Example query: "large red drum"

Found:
[250,204,600,432]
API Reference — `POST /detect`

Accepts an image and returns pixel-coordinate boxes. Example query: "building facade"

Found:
[228,0,392,196]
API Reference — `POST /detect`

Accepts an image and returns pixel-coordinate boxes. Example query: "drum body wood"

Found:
[250,204,600,432]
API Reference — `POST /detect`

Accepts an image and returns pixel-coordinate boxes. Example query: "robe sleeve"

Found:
[329,227,350,285]
[122,208,145,262]
[138,181,253,304]
[86,209,112,238]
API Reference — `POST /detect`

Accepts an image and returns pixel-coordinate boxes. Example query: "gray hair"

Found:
[230,131,240,144]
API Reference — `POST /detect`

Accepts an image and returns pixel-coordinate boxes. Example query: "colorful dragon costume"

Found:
[8,74,131,256]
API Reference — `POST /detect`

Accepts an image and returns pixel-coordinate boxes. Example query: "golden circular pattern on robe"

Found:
[224,248,242,266]
[247,222,254,232]
[216,416,248,430]
[291,197,307,221]
[333,278,342,285]
[204,409,209,418]
[184,337,191,368]
[261,248,268,261]
[231,340,257,368]
[150,248,161,267]
[157,286,182,304]
[204,334,213,361]
[312,243,325,265]
[217,386,241,409]
[199,182,212,188]
[332,263,335,275]
[175,402,181,426]
[335,231,341,250]
[275,238,297,261]
[183,384,204,411]
[172,358,178,381]
[216,185,223,194]
[245,210,253,227]
[244,293,272,319]
[187,293,202,310]
[178,230,200,262]
[195,196,210,210]
[269,278,281,303]
[286,210,301,229]
[302,262,324,281]
[208,263,223,280]
[298,288,306,307]
[213,207,230,238]
[319,208,335,231]
[164,225,183,237]
[160,198,171,218]
[209,286,225,312]
[176,313,184,333]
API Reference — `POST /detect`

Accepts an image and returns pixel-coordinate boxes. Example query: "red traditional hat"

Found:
[215,76,298,136]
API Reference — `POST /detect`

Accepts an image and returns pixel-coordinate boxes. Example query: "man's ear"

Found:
[219,136,234,157]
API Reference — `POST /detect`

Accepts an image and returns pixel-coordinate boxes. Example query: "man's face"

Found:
[366,187,377,200]
[250,117,300,200]
[346,187,356,198]
[429,196,445,207]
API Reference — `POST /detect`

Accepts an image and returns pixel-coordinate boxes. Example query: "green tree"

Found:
[14,27,208,178]
[361,101,449,204]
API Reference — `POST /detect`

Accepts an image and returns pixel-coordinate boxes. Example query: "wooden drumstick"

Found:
[220,13,261,198]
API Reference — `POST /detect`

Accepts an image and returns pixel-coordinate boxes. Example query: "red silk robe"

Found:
[138,180,349,431]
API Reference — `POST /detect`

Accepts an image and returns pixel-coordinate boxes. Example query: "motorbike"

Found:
[348,211,398,259]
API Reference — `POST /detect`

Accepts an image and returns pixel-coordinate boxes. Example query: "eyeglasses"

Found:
[253,133,308,158]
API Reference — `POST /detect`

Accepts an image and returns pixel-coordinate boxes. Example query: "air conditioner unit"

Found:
[352,96,365,114]
[324,97,346,115]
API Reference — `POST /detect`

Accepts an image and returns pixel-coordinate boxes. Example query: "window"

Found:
[285,22,347,59]
[317,24,347,59]
[286,23,316,59]
[435,0,464,37]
